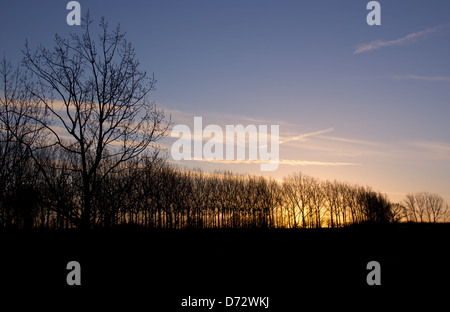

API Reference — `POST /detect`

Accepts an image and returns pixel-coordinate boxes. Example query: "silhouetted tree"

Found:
[282,173,309,228]
[389,203,407,223]
[0,56,47,229]
[21,15,170,229]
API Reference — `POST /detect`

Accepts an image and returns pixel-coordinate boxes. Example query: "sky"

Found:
[1,0,450,203]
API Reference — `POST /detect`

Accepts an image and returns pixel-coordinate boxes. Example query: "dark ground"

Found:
[0,223,448,309]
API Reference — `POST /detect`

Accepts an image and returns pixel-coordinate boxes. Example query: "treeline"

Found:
[3,145,447,230]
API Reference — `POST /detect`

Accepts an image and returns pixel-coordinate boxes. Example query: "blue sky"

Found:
[1,1,450,202]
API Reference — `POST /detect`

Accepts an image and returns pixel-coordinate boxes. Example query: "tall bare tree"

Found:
[22,16,170,229]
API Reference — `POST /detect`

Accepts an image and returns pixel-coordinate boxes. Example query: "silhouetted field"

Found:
[1,223,448,309]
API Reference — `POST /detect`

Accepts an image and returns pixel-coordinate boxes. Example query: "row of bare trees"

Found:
[92,169,400,229]
[402,192,450,223]
[0,147,421,230]
[281,173,396,228]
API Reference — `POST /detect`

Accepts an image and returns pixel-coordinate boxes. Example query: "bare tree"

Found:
[415,193,427,222]
[324,180,341,228]
[425,193,445,223]
[404,193,417,222]
[390,203,407,223]
[0,56,43,183]
[305,176,326,228]
[0,56,47,228]
[443,204,450,223]
[282,173,310,228]
[281,177,300,228]
[22,16,170,229]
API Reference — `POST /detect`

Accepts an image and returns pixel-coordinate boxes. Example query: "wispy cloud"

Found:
[353,24,447,54]
[392,75,450,83]
[200,158,359,167]
[406,140,450,158]
[316,135,383,147]
[279,128,334,144]
[277,159,358,166]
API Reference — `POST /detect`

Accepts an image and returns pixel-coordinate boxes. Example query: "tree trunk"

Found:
[81,185,92,230]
